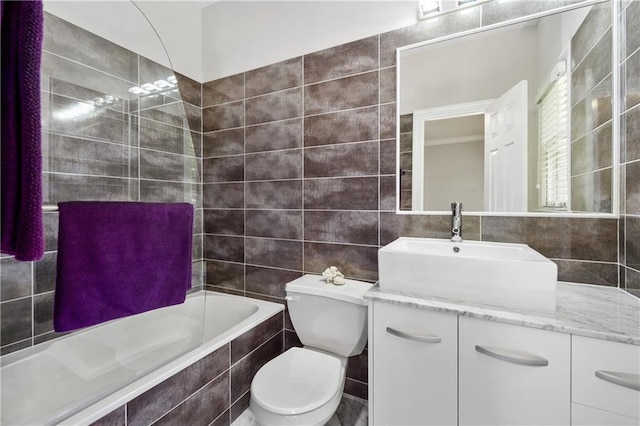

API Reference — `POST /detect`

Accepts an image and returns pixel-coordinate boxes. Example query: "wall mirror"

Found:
[397,0,617,215]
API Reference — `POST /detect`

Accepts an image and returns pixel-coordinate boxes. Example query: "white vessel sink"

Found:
[378,237,557,312]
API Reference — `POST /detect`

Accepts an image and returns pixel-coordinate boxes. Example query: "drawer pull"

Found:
[386,327,441,343]
[475,345,549,367]
[595,371,640,391]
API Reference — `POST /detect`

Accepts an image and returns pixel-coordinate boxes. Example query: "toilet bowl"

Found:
[249,274,370,426]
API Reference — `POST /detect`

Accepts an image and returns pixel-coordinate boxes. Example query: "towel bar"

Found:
[42,205,59,212]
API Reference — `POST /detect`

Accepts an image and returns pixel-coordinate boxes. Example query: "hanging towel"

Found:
[0,0,45,261]
[54,202,194,332]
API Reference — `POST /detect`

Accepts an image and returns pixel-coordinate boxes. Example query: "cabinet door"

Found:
[371,302,457,426]
[459,317,570,425]
[572,336,640,420]
[572,403,639,426]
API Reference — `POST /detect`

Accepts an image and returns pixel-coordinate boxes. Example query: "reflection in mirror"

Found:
[398,1,615,215]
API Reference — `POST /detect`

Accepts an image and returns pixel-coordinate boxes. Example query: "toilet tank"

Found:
[286,274,371,357]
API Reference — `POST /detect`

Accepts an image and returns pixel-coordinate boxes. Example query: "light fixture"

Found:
[153,79,174,90]
[141,83,156,92]
[457,0,477,6]
[419,0,440,18]
[128,86,148,95]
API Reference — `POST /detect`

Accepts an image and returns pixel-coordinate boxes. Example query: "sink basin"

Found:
[378,237,557,311]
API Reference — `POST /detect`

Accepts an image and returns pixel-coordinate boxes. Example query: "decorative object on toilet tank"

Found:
[0,0,45,261]
[322,265,346,285]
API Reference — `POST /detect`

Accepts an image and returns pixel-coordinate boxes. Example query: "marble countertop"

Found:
[364,282,640,345]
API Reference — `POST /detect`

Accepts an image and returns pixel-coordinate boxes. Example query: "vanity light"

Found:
[153,79,174,90]
[128,86,148,95]
[141,83,156,92]
[419,0,441,18]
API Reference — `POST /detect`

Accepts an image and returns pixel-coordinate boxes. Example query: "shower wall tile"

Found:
[0,258,32,301]
[34,252,57,294]
[90,406,125,426]
[203,183,245,208]
[380,138,396,175]
[555,260,618,286]
[379,67,397,104]
[624,105,640,162]
[0,298,32,346]
[138,118,191,154]
[205,261,245,291]
[33,292,54,336]
[304,37,378,84]
[571,168,612,213]
[245,149,303,181]
[380,212,481,245]
[380,103,396,139]
[204,210,245,236]
[203,73,244,107]
[204,129,245,157]
[203,156,245,183]
[140,150,197,182]
[626,160,640,214]
[304,71,378,115]
[246,180,302,209]
[245,88,303,125]
[43,212,59,251]
[571,121,613,175]
[304,141,378,178]
[304,211,378,245]
[570,2,612,71]
[43,13,138,83]
[304,106,378,147]
[379,175,397,211]
[176,72,202,107]
[245,210,303,240]
[245,266,302,299]
[205,235,245,263]
[571,29,612,104]
[245,238,302,271]
[246,118,303,153]
[303,242,378,282]
[203,101,244,132]
[43,174,130,203]
[304,177,378,210]
[246,57,302,98]
[625,48,640,112]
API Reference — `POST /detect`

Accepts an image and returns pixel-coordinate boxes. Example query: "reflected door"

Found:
[484,80,528,212]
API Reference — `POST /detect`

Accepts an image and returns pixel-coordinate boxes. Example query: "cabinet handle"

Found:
[475,345,549,367]
[595,371,640,391]
[386,327,442,344]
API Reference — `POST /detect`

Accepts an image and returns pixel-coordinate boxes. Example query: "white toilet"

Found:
[250,274,370,426]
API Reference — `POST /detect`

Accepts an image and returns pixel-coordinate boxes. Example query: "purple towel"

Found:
[54,202,194,332]
[0,0,45,261]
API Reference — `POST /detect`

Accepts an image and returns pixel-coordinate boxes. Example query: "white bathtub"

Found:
[1,291,283,425]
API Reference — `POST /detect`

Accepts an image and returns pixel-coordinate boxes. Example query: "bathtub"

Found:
[1,291,284,425]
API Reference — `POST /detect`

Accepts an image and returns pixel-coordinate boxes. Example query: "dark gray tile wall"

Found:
[0,13,203,354]
[92,312,283,426]
[621,0,640,297]
[201,0,629,401]
[570,2,614,213]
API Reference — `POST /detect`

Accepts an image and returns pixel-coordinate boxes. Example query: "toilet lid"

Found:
[251,347,343,415]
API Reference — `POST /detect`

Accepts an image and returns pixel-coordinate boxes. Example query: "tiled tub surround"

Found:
[201,0,635,399]
[0,13,204,354]
[365,282,640,345]
[43,293,284,426]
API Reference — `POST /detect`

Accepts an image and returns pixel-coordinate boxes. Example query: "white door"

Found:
[484,80,528,212]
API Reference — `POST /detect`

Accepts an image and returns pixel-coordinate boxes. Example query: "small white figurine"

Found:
[322,266,345,285]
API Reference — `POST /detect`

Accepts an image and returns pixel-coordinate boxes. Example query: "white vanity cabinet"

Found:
[571,336,640,424]
[458,317,571,425]
[369,302,458,425]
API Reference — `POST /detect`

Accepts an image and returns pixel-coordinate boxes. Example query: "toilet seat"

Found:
[251,347,345,416]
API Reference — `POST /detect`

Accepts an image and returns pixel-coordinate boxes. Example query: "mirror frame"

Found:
[395,0,619,218]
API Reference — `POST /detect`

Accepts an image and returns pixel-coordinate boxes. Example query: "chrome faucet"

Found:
[451,202,463,242]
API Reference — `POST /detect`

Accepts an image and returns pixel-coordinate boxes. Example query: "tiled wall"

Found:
[621,0,640,297]
[0,13,204,355]
[91,312,283,426]
[200,0,628,401]
[570,2,614,213]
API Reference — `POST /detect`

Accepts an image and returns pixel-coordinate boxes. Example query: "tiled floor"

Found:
[232,393,368,426]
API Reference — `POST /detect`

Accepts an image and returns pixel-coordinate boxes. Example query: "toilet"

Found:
[250,274,370,426]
